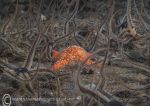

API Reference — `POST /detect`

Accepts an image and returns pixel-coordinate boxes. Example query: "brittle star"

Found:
[50,45,102,71]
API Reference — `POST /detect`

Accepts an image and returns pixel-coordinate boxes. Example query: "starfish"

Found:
[50,45,101,71]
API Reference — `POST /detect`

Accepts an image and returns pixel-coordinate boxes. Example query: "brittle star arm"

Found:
[127,0,132,29]
[74,62,124,106]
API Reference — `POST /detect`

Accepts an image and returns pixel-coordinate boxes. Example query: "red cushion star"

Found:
[50,45,101,71]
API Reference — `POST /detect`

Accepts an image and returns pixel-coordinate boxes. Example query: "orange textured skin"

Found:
[50,45,101,71]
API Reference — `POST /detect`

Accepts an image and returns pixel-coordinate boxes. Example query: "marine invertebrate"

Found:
[50,45,101,71]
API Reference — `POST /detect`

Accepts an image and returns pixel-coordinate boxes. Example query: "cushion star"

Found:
[50,45,101,71]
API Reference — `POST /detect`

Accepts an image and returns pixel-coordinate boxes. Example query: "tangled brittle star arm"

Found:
[125,0,138,39]
[18,15,45,96]
[64,0,79,35]
[0,59,17,70]
[0,56,39,95]
[74,48,124,106]
[87,0,115,105]
[0,59,32,84]
[109,54,150,92]
[141,0,150,20]
[24,21,42,70]
[0,0,19,34]
[87,39,110,106]
[0,37,15,53]
[133,0,150,34]
[127,0,132,30]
